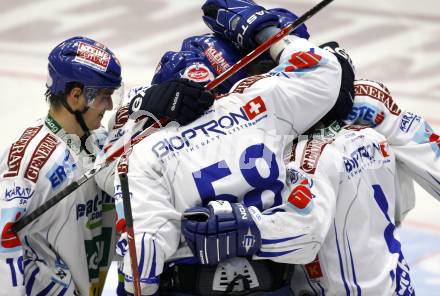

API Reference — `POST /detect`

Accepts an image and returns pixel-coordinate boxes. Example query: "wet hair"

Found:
[45,82,83,109]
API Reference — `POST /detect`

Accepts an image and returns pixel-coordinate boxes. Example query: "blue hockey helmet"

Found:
[152,33,246,94]
[47,36,122,106]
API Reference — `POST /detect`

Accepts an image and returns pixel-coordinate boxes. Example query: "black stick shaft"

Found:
[119,173,141,296]
[11,172,95,233]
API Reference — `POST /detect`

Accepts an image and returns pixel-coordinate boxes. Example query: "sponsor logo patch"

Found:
[300,138,333,174]
[399,111,421,133]
[343,141,390,177]
[346,103,385,127]
[242,96,266,120]
[76,195,102,227]
[343,125,369,132]
[4,182,35,201]
[231,74,269,94]
[354,83,401,115]
[151,96,267,158]
[288,179,315,215]
[288,179,312,209]
[3,126,42,178]
[204,45,231,74]
[24,133,58,183]
[0,208,24,250]
[46,150,77,189]
[117,149,132,174]
[74,41,111,72]
[305,255,323,280]
[285,50,322,72]
[184,64,213,83]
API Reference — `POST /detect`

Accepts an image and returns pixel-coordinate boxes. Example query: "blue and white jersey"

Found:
[269,124,414,295]
[113,36,342,295]
[0,115,116,296]
[345,80,440,223]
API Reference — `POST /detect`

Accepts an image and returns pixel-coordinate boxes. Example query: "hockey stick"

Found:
[11,0,334,233]
[118,170,142,296]
[207,0,334,90]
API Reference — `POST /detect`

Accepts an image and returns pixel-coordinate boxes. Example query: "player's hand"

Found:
[202,0,278,51]
[128,78,214,125]
[182,200,261,265]
[269,8,310,40]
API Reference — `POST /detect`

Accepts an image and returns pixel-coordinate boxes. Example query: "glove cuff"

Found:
[269,35,300,63]
[232,203,262,257]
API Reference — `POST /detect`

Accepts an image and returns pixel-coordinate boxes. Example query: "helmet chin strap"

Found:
[61,99,92,154]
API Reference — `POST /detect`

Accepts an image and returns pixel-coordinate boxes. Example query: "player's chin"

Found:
[90,116,103,130]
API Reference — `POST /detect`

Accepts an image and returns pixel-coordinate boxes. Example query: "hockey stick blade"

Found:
[206,0,335,91]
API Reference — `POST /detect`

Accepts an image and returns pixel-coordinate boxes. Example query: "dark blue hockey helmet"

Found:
[47,36,122,106]
[152,33,246,94]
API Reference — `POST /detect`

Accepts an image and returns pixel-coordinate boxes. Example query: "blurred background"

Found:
[0,0,438,294]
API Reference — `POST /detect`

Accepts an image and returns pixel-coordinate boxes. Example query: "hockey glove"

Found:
[269,8,310,40]
[202,0,279,51]
[319,41,356,125]
[128,78,214,125]
[182,200,261,265]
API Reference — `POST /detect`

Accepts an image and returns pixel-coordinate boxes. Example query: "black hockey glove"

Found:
[319,41,355,125]
[128,78,214,125]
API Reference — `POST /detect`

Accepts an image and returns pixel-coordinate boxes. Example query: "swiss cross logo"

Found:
[243,96,266,120]
[75,41,111,72]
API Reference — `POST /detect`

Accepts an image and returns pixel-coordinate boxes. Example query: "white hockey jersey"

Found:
[345,80,439,223]
[113,36,342,294]
[258,123,414,296]
[0,114,116,296]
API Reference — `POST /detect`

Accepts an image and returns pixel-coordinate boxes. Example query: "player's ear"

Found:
[70,86,82,99]
[66,86,84,109]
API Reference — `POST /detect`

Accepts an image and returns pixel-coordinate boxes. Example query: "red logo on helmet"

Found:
[204,45,231,74]
[75,41,111,72]
[184,64,213,83]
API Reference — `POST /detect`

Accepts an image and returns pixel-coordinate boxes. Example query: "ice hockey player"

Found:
[0,36,122,296]
[0,36,214,295]
[181,1,439,295]
[111,5,358,295]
